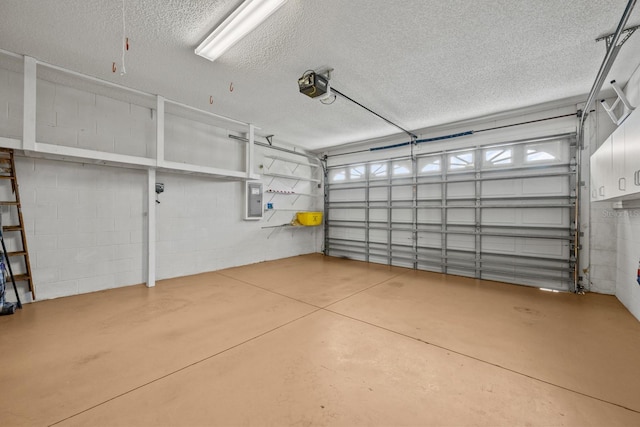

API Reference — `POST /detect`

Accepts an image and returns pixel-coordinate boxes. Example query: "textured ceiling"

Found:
[0,0,639,151]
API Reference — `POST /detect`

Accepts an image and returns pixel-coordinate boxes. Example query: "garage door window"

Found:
[369,163,388,179]
[483,148,513,167]
[525,141,564,164]
[418,155,442,175]
[448,151,474,171]
[329,168,347,182]
[392,160,412,176]
[349,165,366,181]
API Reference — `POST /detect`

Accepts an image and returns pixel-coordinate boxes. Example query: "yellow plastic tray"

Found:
[296,211,323,226]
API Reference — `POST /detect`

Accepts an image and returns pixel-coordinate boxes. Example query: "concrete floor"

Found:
[2,254,640,426]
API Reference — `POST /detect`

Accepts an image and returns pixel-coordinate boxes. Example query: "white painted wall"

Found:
[0,64,322,302]
[0,65,22,138]
[16,158,147,300]
[155,149,322,281]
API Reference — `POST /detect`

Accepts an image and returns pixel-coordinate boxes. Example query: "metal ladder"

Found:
[0,148,34,301]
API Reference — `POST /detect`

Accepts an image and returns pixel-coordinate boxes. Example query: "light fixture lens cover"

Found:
[195,0,287,62]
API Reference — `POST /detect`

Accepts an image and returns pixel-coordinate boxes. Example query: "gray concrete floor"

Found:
[2,253,640,426]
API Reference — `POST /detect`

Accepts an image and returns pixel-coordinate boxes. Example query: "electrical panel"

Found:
[245,182,263,220]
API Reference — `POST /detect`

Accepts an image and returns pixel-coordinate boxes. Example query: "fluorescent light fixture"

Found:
[195,0,288,62]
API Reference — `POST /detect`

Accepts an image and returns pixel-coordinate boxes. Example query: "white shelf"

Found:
[0,52,258,182]
[265,190,315,197]
[263,154,320,168]
[262,172,321,183]
[261,223,321,229]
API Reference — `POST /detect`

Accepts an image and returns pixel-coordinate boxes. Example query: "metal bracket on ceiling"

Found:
[596,24,640,49]
[317,68,334,81]
[600,79,635,125]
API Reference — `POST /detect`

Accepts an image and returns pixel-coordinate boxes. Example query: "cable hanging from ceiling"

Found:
[120,0,128,75]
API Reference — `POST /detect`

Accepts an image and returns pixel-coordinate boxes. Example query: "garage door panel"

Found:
[391,209,412,223]
[447,234,474,251]
[417,208,441,223]
[326,133,575,291]
[329,208,365,221]
[447,181,475,198]
[448,208,475,224]
[482,180,517,196]
[521,207,567,226]
[329,227,365,241]
[520,238,567,258]
[369,229,388,243]
[329,188,365,202]
[417,183,442,199]
[392,230,413,245]
[522,177,568,195]
[369,255,389,265]
[482,236,517,254]
[369,187,388,201]
[328,228,353,241]
[392,185,413,200]
[417,232,442,248]
[446,267,475,278]
[481,208,517,225]
[369,209,388,222]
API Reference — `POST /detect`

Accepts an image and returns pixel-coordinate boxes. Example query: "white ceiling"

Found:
[0,0,639,151]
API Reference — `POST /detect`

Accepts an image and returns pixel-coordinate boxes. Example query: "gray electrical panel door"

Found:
[246,182,263,219]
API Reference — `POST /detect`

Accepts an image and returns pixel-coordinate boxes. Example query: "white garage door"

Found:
[325,133,577,291]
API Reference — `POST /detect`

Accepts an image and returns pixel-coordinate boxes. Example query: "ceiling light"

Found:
[195,0,287,62]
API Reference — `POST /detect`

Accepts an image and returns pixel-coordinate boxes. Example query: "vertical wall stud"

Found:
[147,168,156,287]
[156,95,165,166]
[23,56,37,151]
[246,124,255,177]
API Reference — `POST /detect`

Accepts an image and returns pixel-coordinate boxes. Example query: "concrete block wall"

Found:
[155,162,320,281]
[0,62,322,302]
[15,157,147,301]
[0,66,23,138]
[36,79,156,158]
[165,114,243,171]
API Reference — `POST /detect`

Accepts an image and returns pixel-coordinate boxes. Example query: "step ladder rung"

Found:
[7,251,27,257]
[2,225,23,232]
[0,201,19,205]
[11,274,30,282]
[0,176,15,180]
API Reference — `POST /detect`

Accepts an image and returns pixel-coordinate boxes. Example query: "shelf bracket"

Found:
[600,80,635,125]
